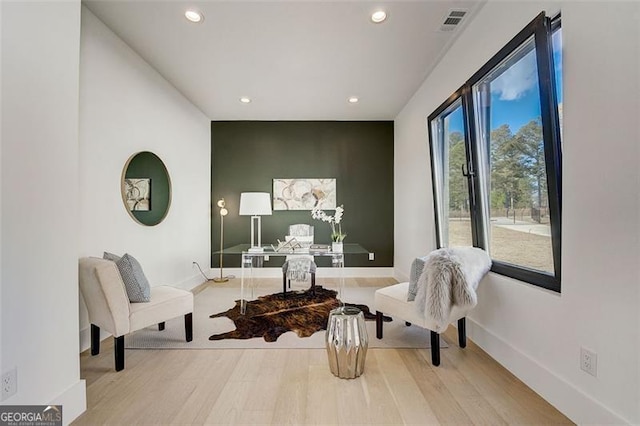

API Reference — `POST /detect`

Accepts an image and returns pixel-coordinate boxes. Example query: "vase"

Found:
[332,242,343,252]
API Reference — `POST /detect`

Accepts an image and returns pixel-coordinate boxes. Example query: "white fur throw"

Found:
[414,247,491,332]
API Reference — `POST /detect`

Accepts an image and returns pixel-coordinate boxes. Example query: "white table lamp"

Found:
[239,192,272,252]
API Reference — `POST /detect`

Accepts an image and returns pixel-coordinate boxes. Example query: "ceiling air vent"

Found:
[440,9,468,32]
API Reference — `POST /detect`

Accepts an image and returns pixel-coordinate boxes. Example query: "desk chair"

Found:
[282,224,317,296]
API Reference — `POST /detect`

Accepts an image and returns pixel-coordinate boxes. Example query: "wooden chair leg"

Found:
[90,324,100,356]
[430,330,440,366]
[158,322,166,331]
[458,317,466,348]
[185,313,193,342]
[114,335,125,371]
[376,311,383,339]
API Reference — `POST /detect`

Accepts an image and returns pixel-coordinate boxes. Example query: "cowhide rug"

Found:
[209,286,389,342]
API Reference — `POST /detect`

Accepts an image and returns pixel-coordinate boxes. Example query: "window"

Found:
[428,13,562,291]
[428,96,474,248]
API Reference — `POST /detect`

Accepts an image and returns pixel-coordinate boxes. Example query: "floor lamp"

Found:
[213,198,229,282]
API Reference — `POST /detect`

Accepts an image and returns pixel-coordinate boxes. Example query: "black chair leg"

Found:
[311,272,316,296]
[405,321,412,326]
[376,311,383,339]
[90,324,100,356]
[158,322,166,331]
[458,318,466,348]
[430,331,440,366]
[114,335,125,371]
[282,273,287,296]
[185,313,193,342]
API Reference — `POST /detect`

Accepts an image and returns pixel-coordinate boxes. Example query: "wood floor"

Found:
[73,278,573,425]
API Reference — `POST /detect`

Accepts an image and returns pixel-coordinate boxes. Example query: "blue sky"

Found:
[447,28,562,136]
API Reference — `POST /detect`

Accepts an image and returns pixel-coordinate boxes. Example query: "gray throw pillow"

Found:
[114,253,151,303]
[407,256,428,302]
[103,251,121,262]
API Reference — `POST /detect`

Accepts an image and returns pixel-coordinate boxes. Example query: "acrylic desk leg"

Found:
[240,254,247,315]
[332,254,345,304]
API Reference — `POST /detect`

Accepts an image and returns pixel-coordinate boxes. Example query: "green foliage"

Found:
[489,119,547,216]
[448,131,468,212]
[441,119,547,222]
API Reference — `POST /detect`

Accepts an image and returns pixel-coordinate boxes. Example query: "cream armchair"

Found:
[79,257,193,371]
[374,247,491,366]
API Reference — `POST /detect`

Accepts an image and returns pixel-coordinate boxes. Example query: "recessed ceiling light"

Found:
[185,9,204,23]
[348,96,359,104]
[371,10,387,23]
[239,97,252,104]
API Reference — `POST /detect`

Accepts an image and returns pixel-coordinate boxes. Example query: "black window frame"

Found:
[427,12,562,292]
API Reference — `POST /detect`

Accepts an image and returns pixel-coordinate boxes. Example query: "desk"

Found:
[217,243,370,314]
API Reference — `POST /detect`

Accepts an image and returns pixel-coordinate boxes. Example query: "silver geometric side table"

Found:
[325,306,368,379]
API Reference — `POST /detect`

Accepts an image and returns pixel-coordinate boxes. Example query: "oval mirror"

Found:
[121,151,171,226]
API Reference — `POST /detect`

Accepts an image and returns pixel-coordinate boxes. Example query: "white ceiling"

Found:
[84,0,484,120]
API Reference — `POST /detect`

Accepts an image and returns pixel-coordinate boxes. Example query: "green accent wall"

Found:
[211,121,394,268]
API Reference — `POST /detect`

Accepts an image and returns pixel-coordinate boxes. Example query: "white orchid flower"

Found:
[334,206,344,224]
[310,205,346,242]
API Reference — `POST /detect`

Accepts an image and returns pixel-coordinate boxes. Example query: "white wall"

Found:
[0,0,4,384]
[395,1,640,424]
[78,7,211,346]
[1,0,86,422]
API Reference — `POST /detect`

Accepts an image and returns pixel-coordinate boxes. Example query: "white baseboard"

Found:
[50,379,86,426]
[466,318,629,425]
[219,267,394,279]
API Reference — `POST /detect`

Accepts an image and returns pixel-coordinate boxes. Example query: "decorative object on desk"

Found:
[208,286,383,342]
[309,244,330,253]
[271,238,303,253]
[213,198,229,283]
[124,178,151,211]
[311,204,346,242]
[331,241,344,252]
[239,192,272,252]
[273,178,336,210]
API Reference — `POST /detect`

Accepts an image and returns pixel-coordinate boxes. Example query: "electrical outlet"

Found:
[2,367,17,400]
[264,255,270,261]
[369,253,375,261]
[580,347,597,377]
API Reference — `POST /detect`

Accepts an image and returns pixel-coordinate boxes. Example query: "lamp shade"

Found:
[239,192,272,216]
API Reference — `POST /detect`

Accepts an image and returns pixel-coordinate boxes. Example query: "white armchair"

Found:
[79,257,194,371]
[374,247,491,366]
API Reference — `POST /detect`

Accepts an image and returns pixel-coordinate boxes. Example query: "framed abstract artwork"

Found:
[124,178,151,211]
[273,178,336,210]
